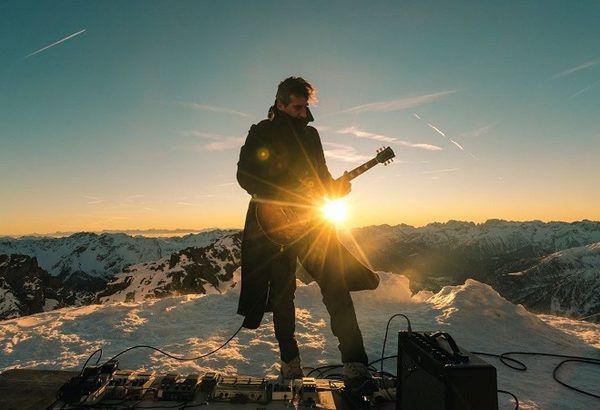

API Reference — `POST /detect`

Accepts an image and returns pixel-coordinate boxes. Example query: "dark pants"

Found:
[271,228,368,365]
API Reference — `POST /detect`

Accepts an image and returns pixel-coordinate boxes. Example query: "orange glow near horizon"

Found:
[2,203,600,237]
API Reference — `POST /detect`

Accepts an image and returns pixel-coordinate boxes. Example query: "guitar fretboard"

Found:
[337,157,381,182]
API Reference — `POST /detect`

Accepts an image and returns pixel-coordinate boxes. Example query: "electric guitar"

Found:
[255,146,395,246]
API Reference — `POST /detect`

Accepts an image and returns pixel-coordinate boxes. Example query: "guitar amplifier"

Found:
[396,331,498,410]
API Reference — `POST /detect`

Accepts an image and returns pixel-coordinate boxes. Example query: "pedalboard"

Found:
[51,366,395,409]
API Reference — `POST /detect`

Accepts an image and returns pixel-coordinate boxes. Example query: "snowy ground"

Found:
[0,271,598,410]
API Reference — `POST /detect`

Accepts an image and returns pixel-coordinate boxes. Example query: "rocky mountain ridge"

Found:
[1,221,598,322]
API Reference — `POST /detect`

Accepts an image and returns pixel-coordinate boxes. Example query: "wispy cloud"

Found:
[83,195,103,205]
[420,168,460,175]
[333,90,456,115]
[323,142,373,163]
[203,137,244,151]
[337,126,442,151]
[179,102,249,117]
[460,124,495,138]
[181,130,244,151]
[337,126,395,142]
[26,29,86,58]
[552,58,600,79]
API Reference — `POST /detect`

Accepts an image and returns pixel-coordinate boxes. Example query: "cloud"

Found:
[335,90,456,114]
[337,126,395,142]
[179,102,249,117]
[83,195,103,205]
[552,58,600,79]
[322,142,373,163]
[181,130,244,151]
[26,29,86,58]
[202,138,244,151]
[419,168,460,175]
[336,126,442,151]
[460,124,495,138]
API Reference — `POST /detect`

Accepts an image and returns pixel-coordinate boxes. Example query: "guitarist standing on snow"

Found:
[236,77,379,395]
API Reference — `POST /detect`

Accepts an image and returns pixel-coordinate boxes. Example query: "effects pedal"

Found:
[298,377,318,406]
[106,370,157,400]
[212,375,269,404]
[156,373,199,402]
[56,360,118,406]
[270,380,293,401]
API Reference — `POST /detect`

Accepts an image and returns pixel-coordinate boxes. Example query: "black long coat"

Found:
[236,108,379,329]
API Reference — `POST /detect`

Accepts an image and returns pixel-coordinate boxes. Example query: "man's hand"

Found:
[331,174,351,198]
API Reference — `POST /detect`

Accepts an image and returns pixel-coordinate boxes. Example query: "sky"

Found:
[1,0,600,236]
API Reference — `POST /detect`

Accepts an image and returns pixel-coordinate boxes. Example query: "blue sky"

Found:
[1,1,599,235]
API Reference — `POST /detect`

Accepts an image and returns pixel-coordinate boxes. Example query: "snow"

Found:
[0,288,20,319]
[0,271,598,409]
[0,229,237,279]
[43,299,59,311]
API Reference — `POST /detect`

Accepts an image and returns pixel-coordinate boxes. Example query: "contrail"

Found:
[333,90,456,115]
[450,139,465,150]
[552,58,600,79]
[25,29,86,58]
[427,123,446,137]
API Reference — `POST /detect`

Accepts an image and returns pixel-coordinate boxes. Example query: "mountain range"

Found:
[1,221,598,322]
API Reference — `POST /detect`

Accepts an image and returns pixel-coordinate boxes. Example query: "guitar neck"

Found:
[337,157,381,182]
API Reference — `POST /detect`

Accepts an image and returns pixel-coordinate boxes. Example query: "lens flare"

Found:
[321,199,348,224]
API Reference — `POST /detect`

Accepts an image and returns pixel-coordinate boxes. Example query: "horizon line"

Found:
[2,218,599,238]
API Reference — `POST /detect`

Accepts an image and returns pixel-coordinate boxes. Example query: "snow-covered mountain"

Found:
[0,230,239,320]
[490,242,600,319]
[343,220,600,321]
[1,271,598,410]
[0,229,237,280]
[98,233,241,303]
[2,221,599,323]
[0,254,73,320]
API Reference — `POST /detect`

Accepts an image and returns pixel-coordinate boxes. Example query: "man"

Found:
[236,77,379,394]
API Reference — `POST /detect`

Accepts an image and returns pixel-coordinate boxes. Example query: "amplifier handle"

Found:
[430,332,469,363]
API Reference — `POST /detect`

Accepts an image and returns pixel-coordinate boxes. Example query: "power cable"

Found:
[89,323,244,368]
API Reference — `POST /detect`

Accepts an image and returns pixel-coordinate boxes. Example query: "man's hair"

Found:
[276,76,317,106]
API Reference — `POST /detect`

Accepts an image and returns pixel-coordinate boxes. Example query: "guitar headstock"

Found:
[376,146,395,165]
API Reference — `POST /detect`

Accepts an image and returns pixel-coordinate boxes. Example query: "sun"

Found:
[321,199,349,225]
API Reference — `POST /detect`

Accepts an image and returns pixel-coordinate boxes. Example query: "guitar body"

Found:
[254,146,395,246]
[255,201,315,246]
